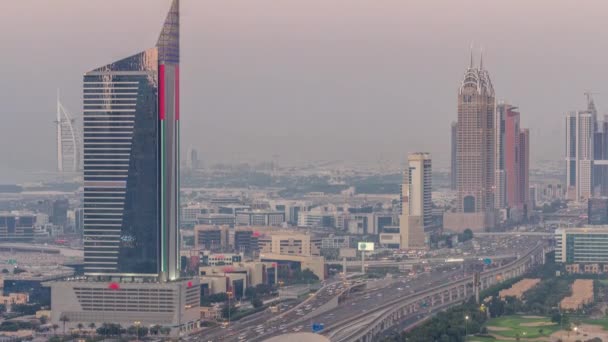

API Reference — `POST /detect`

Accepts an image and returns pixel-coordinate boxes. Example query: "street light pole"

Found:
[464,315,469,341]
[134,321,141,341]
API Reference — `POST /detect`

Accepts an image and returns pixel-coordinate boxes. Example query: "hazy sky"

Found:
[2,0,608,180]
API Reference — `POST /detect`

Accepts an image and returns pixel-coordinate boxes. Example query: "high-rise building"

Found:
[81,0,180,281]
[399,152,431,249]
[56,92,82,173]
[50,2,199,336]
[565,95,600,201]
[588,198,608,225]
[450,122,457,190]
[566,108,595,201]
[444,52,496,232]
[494,105,507,209]
[495,103,530,211]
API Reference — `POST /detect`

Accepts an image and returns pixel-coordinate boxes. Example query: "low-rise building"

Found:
[0,213,36,241]
[258,232,322,256]
[194,225,230,251]
[48,279,200,337]
[197,214,235,227]
[236,210,285,226]
[555,226,608,263]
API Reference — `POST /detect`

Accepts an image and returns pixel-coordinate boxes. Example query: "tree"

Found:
[88,322,96,336]
[150,325,161,335]
[39,315,48,325]
[251,298,264,309]
[51,324,59,336]
[461,229,474,242]
[1,269,8,274]
[59,314,70,335]
[77,323,84,336]
[160,326,171,336]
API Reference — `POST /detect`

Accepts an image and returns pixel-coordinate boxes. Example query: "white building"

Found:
[566,108,596,201]
[399,153,431,249]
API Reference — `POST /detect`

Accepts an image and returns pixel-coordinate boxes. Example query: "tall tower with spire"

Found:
[444,50,496,232]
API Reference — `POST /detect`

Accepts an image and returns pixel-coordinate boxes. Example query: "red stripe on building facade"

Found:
[159,64,166,120]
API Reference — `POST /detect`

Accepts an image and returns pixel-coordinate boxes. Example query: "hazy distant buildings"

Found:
[399,152,431,249]
[450,121,457,190]
[0,213,35,241]
[50,1,199,336]
[55,94,82,173]
[588,198,608,225]
[444,53,496,232]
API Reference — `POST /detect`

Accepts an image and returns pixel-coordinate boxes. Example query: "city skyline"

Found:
[3,0,608,180]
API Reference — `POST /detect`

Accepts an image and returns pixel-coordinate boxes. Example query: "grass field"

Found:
[583,318,608,330]
[485,315,560,339]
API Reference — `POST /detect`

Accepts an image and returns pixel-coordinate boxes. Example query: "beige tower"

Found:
[400,153,431,249]
[444,51,496,232]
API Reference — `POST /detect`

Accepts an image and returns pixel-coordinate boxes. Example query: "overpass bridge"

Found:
[474,232,553,237]
[325,243,548,342]
[333,254,518,270]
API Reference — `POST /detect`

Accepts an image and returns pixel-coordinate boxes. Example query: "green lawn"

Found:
[583,318,608,330]
[485,315,560,338]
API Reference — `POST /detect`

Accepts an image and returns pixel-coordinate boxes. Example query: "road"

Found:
[194,235,546,341]
[195,276,355,342]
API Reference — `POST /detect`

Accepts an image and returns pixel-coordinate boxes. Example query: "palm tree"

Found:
[59,314,70,335]
[77,323,84,336]
[88,322,96,337]
[51,324,59,336]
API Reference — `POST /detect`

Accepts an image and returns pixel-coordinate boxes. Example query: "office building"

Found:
[321,235,356,249]
[181,204,212,226]
[588,198,608,225]
[259,253,325,281]
[80,0,180,280]
[444,52,496,232]
[234,229,257,255]
[399,152,431,249]
[451,121,457,190]
[51,199,69,228]
[197,213,235,226]
[74,208,84,233]
[555,227,608,264]
[566,96,597,201]
[0,213,35,241]
[194,225,229,251]
[51,2,199,336]
[258,232,322,256]
[235,210,285,226]
[495,103,530,212]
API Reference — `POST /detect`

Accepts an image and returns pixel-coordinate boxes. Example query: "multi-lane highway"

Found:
[195,235,547,341]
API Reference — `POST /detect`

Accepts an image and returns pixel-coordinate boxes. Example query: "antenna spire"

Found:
[480,47,484,70]
[469,43,474,69]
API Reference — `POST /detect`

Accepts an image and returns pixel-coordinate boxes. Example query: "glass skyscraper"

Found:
[83,0,180,282]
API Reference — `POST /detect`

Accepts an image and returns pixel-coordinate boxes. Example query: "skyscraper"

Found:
[56,92,82,173]
[495,103,530,211]
[51,1,199,335]
[444,52,496,232]
[450,122,457,190]
[82,0,180,281]
[399,152,431,249]
[566,102,596,201]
